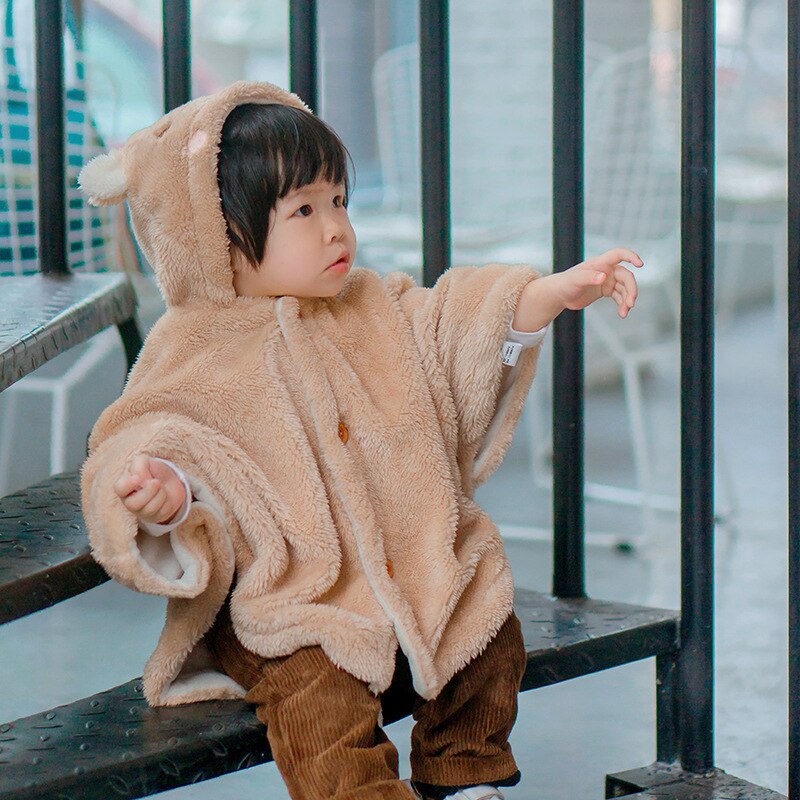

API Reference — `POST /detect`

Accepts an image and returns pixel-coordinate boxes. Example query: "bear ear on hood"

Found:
[78,148,128,207]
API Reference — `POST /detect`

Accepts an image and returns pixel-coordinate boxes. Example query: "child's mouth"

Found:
[326,257,350,273]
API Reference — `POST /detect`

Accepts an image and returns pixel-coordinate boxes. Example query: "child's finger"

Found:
[129,453,155,484]
[612,281,632,305]
[602,248,643,268]
[122,490,155,515]
[136,484,167,518]
[627,280,638,307]
[114,473,142,498]
[123,479,161,513]
[616,262,639,283]
[612,291,630,318]
[615,265,638,296]
[139,486,170,521]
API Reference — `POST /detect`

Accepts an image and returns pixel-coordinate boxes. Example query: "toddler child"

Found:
[79,81,641,800]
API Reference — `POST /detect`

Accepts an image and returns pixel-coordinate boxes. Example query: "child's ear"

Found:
[79,148,128,206]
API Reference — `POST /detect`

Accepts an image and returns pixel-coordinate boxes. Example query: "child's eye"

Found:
[294,204,313,217]
[333,195,345,208]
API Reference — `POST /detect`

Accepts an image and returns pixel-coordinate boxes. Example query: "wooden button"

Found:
[385,559,393,578]
[338,421,349,443]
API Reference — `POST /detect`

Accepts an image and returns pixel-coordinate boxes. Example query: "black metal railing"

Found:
[419,0,451,286]
[163,0,191,113]
[680,0,716,775]
[28,1,145,384]
[35,0,66,275]
[551,0,586,600]
[289,0,318,114]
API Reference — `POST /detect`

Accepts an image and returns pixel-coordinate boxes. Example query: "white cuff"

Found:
[506,322,547,347]
[502,323,547,366]
[139,458,194,536]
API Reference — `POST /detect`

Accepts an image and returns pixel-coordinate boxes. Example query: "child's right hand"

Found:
[114,454,187,525]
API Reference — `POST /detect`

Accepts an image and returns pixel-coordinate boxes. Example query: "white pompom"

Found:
[78,149,128,206]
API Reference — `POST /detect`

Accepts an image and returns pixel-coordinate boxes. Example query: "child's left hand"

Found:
[556,248,643,318]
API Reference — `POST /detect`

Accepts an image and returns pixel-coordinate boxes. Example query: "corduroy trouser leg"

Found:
[206,606,525,800]
[207,605,408,800]
[408,613,526,799]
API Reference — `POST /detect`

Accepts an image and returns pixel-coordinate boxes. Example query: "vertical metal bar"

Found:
[419,0,450,288]
[679,0,715,773]
[116,319,144,374]
[551,0,585,598]
[290,0,318,113]
[788,0,800,796]
[656,652,680,764]
[163,0,191,113]
[36,0,68,275]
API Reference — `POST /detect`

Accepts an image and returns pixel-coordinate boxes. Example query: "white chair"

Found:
[528,41,745,537]
[523,44,683,540]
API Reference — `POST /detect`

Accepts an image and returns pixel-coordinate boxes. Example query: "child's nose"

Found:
[324,213,345,241]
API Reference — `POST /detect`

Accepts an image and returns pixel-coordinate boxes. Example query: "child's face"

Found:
[232,179,356,299]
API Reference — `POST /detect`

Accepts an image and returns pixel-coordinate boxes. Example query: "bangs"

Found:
[272,109,351,201]
[218,103,353,266]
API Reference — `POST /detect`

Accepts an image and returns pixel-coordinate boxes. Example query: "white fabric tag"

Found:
[501,340,523,366]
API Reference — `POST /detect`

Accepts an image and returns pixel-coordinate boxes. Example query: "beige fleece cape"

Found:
[79,81,543,707]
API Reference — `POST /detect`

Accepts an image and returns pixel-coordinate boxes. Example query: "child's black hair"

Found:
[217,102,352,267]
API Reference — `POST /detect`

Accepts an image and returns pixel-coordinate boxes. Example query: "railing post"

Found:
[419,0,450,288]
[35,0,68,275]
[551,0,585,598]
[163,0,191,112]
[679,0,716,774]
[289,0,318,113]
[788,0,800,796]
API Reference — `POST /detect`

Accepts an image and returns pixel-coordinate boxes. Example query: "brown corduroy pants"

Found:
[206,607,526,800]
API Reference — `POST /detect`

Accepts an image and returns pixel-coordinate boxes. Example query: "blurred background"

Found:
[0,0,789,797]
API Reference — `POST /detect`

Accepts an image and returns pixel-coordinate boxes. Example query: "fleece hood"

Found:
[78,81,309,307]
